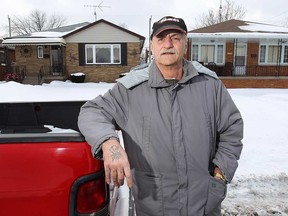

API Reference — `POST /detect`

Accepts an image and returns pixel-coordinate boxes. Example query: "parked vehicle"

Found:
[0,101,109,216]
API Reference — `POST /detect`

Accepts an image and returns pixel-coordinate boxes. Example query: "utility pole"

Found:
[8,15,11,37]
[148,16,152,63]
[84,1,110,21]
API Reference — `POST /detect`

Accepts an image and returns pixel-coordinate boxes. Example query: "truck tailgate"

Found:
[0,134,107,216]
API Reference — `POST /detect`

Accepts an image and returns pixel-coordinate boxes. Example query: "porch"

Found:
[206,62,288,77]
[38,65,67,84]
[0,65,67,84]
[0,65,26,83]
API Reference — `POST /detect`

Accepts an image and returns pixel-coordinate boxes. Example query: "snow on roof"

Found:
[188,32,288,39]
[2,37,66,46]
[2,22,89,46]
[239,22,288,33]
[189,19,288,40]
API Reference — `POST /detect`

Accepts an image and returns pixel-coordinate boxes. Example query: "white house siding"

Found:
[65,23,140,43]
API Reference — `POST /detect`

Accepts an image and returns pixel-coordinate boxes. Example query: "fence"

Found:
[0,65,26,82]
[38,65,66,83]
[206,63,288,77]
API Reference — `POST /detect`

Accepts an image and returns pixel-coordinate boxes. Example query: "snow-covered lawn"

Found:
[1,81,288,215]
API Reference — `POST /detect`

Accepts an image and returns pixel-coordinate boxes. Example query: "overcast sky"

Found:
[1,0,288,48]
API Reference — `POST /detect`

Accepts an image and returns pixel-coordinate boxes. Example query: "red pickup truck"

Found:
[0,101,109,216]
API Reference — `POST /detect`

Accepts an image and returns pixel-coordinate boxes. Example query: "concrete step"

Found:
[22,76,39,85]
[22,75,67,85]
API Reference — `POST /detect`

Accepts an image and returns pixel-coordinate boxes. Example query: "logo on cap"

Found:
[151,16,187,39]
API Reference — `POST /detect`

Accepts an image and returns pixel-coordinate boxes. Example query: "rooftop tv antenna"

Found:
[219,0,223,22]
[84,1,111,21]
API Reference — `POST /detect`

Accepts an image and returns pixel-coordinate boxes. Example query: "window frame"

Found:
[37,46,44,59]
[259,43,288,65]
[84,43,121,65]
[191,43,225,65]
[0,50,5,64]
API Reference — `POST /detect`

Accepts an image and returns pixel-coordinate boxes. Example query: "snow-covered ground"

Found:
[1,81,288,215]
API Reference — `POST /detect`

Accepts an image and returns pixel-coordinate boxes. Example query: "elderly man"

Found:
[78,16,243,216]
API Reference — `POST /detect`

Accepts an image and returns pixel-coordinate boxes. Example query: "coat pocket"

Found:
[204,176,227,215]
[132,170,163,216]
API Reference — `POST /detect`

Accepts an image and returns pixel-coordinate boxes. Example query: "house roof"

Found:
[188,19,288,39]
[2,19,145,48]
[63,19,145,40]
[2,22,89,46]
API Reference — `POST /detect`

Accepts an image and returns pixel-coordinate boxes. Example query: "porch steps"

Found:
[22,75,67,85]
[22,76,39,85]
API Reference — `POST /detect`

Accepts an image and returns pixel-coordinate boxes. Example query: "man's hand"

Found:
[214,166,226,182]
[102,139,133,188]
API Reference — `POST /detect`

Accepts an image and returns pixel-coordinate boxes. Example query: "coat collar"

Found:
[148,59,199,88]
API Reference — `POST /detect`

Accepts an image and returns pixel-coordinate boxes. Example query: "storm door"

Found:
[234,43,247,75]
[51,45,63,75]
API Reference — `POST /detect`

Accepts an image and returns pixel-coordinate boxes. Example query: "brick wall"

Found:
[221,77,288,88]
[65,42,142,82]
[16,45,50,75]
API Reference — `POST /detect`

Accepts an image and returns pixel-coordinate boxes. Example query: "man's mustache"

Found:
[160,49,176,55]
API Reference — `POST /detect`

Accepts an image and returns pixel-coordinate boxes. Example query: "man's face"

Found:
[150,30,188,67]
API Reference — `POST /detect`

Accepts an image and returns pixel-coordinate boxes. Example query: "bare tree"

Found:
[10,10,66,36]
[195,0,246,28]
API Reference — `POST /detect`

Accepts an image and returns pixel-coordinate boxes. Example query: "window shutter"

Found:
[121,43,127,66]
[78,44,85,66]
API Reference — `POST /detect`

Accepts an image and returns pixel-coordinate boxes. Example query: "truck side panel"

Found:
[0,141,106,216]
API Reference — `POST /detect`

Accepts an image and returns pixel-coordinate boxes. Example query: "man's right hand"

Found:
[102,139,133,188]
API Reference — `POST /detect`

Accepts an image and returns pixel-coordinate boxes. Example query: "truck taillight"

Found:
[76,178,107,213]
[70,171,109,216]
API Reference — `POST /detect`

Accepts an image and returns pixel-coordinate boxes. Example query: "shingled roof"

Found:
[189,19,288,34]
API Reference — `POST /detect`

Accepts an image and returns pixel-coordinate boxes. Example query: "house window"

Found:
[284,46,288,63]
[259,45,266,63]
[192,45,199,61]
[259,44,288,64]
[217,45,224,63]
[37,46,44,58]
[191,43,225,64]
[268,46,280,63]
[0,51,5,64]
[85,44,121,64]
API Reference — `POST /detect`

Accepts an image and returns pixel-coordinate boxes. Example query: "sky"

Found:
[1,0,288,49]
[1,80,288,214]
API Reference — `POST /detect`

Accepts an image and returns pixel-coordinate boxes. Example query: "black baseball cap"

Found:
[151,16,187,39]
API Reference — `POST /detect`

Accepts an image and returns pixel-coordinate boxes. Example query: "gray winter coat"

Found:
[78,59,243,216]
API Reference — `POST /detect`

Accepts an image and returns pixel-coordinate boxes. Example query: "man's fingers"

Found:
[105,168,111,184]
[124,166,133,188]
[117,169,125,186]
[111,169,119,186]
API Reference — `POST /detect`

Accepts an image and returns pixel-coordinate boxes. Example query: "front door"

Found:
[234,43,247,75]
[51,45,63,75]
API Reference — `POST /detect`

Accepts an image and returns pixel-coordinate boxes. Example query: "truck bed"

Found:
[0,101,109,216]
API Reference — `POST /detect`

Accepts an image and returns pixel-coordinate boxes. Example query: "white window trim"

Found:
[85,44,121,65]
[258,43,288,65]
[191,43,225,65]
[37,46,44,58]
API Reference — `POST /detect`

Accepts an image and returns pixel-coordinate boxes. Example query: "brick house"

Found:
[0,39,15,80]
[2,19,145,83]
[188,19,288,78]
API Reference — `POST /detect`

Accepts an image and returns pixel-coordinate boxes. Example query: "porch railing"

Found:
[1,65,26,82]
[206,63,288,77]
[38,65,66,83]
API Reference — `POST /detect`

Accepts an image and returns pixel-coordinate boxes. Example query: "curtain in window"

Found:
[201,45,215,63]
